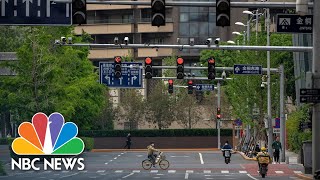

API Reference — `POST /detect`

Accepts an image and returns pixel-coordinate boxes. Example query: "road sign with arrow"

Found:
[195,84,214,91]
[300,88,320,103]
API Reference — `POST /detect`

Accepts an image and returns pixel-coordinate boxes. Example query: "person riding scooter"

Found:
[256,147,272,170]
[221,141,232,157]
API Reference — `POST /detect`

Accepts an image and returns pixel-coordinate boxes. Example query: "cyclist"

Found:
[221,141,232,157]
[147,142,160,167]
[256,147,272,169]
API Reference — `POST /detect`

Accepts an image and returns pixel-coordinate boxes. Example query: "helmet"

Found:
[261,147,267,151]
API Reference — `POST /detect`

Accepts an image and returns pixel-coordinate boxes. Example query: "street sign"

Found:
[99,62,143,88]
[234,119,242,126]
[0,1,71,25]
[233,64,262,75]
[273,128,280,134]
[273,117,280,128]
[300,122,312,130]
[195,84,214,91]
[235,126,242,130]
[276,14,312,34]
[300,96,320,103]
[300,89,320,96]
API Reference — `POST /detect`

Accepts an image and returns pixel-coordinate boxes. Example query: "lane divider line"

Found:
[199,153,204,164]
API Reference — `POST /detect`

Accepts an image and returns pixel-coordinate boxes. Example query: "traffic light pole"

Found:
[279,65,285,162]
[217,81,221,149]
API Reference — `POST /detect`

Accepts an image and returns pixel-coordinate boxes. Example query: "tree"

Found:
[0,26,107,130]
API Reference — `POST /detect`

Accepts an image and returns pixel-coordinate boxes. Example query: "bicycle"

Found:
[142,152,170,170]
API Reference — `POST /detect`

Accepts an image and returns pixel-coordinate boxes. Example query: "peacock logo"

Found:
[12,112,85,155]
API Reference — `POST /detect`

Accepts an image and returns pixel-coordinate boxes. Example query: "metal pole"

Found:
[280,65,285,162]
[247,21,250,44]
[312,0,320,175]
[266,8,273,159]
[150,66,279,72]
[256,10,259,45]
[218,81,221,149]
[60,43,313,52]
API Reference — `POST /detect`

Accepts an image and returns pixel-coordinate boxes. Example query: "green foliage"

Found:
[286,105,312,153]
[0,26,108,130]
[79,129,233,137]
[0,138,14,145]
[0,160,6,176]
[80,137,94,151]
[0,26,26,51]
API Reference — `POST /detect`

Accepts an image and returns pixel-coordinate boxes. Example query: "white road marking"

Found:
[59,173,79,179]
[204,175,212,177]
[105,163,108,165]
[275,171,284,174]
[168,170,176,173]
[185,173,189,179]
[132,170,140,173]
[247,174,259,180]
[118,155,121,156]
[114,157,117,160]
[97,170,105,173]
[206,178,214,180]
[115,170,123,173]
[156,174,164,175]
[137,155,143,157]
[199,153,204,164]
[153,177,160,179]
[204,170,211,173]
[110,160,113,161]
[221,170,229,173]
[151,170,158,173]
[121,153,124,154]
[294,171,302,174]
[186,170,194,173]
[239,171,247,174]
[122,173,134,179]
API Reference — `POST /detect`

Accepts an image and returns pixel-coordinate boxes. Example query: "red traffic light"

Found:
[188,80,193,85]
[168,79,173,84]
[208,58,215,64]
[115,56,121,63]
[217,114,221,119]
[145,57,152,65]
[177,57,184,65]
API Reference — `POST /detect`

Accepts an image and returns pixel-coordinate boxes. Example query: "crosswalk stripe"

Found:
[132,170,140,173]
[294,171,302,174]
[203,170,211,174]
[97,170,105,173]
[186,170,194,173]
[275,171,284,174]
[115,170,123,173]
[168,170,176,173]
[239,171,247,174]
[151,170,158,173]
[221,170,229,173]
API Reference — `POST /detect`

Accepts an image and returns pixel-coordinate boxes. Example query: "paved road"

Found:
[1,151,304,180]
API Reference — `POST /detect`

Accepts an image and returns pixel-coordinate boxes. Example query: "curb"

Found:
[91,148,219,152]
[236,151,257,161]
[295,173,313,180]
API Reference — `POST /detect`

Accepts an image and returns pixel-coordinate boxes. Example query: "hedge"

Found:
[79,129,233,137]
[80,137,94,151]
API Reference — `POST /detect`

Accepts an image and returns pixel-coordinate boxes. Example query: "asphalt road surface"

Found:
[1,151,304,180]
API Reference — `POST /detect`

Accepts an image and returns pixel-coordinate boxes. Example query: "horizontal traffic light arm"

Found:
[57,43,313,52]
[150,76,233,80]
[53,0,314,8]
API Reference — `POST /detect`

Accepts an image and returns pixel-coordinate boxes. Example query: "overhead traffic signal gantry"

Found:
[217,107,221,119]
[114,56,122,78]
[72,0,87,25]
[168,79,174,94]
[208,57,216,80]
[216,0,230,27]
[145,57,153,79]
[176,57,184,79]
[188,80,193,94]
[151,0,166,27]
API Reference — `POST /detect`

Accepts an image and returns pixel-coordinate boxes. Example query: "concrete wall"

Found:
[94,136,232,149]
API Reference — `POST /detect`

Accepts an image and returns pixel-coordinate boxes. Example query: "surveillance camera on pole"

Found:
[61,37,66,44]
[55,39,61,45]
[205,38,212,46]
[190,38,195,46]
[177,38,180,44]
[67,37,73,44]
[124,37,129,45]
[114,37,119,45]
[214,38,220,45]
[221,71,227,79]
[261,83,266,89]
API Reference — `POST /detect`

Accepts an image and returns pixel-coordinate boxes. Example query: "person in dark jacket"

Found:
[124,133,132,149]
[221,141,232,157]
[272,136,282,164]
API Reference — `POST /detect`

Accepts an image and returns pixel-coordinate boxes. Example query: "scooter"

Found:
[259,163,269,178]
[221,149,231,164]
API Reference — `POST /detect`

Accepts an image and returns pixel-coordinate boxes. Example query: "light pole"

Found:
[232,31,245,45]
[235,22,250,43]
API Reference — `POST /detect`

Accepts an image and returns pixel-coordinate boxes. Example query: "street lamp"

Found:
[235,22,246,26]
[232,31,242,36]
[227,40,235,44]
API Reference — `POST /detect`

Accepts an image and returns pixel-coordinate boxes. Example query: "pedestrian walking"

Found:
[272,136,282,164]
[124,133,132,149]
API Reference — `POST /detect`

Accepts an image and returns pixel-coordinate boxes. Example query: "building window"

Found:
[179,23,190,36]
[180,13,189,22]
[122,14,133,23]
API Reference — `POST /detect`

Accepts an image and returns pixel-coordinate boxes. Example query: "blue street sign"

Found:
[233,64,262,75]
[274,118,280,128]
[0,1,71,25]
[195,84,214,91]
[234,119,242,126]
[277,14,312,34]
[99,62,142,88]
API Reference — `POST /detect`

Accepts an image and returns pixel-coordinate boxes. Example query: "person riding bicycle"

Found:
[221,141,232,157]
[256,147,272,169]
[147,142,160,167]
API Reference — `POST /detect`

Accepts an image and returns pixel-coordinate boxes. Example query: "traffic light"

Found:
[72,0,87,25]
[208,57,216,80]
[176,57,184,79]
[145,57,153,79]
[188,80,193,94]
[217,108,221,119]
[216,0,230,27]
[151,0,166,27]
[114,56,122,78]
[168,79,173,94]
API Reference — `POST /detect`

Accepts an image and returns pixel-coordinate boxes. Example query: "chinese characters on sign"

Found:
[233,64,262,75]
[277,14,312,33]
[195,84,214,91]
